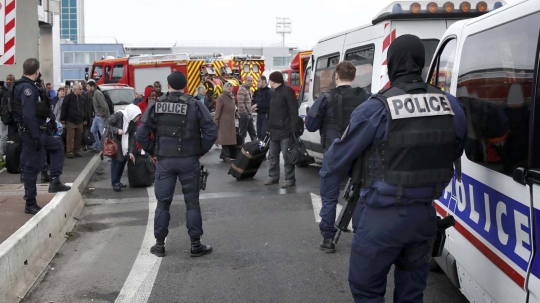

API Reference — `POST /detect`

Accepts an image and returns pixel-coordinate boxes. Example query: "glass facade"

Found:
[60,0,79,42]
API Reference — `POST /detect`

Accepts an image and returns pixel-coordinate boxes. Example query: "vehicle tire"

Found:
[429,258,442,272]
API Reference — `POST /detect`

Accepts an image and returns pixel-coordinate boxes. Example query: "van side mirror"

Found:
[84,73,89,81]
[513,167,527,185]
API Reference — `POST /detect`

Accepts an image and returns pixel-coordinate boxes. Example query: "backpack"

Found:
[0,83,17,125]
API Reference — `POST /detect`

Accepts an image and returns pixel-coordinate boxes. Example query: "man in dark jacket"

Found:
[251,75,273,140]
[60,84,89,158]
[265,71,300,188]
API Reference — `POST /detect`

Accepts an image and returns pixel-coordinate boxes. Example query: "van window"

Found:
[92,65,102,81]
[429,39,457,92]
[291,72,300,86]
[105,66,111,83]
[300,67,312,103]
[345,45,374,92]
[457,13,539,176]
[422,40,439,80]
[243,64,250,73]
[111,64,124,82]
[313,54,340,99]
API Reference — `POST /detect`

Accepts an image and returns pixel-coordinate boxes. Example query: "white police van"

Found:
[298,0,505,163]
[427,0,540,302]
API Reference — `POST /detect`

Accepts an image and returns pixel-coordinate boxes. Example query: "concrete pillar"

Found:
[0,1,39,77]
[52,14,61,88]
[39,25,53,85]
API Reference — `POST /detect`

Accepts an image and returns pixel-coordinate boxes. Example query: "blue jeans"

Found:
[110,158,127,187]
[91,117,104,150]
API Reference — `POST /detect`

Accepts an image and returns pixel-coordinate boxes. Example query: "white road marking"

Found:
[115,186,161,303]
[310,192,352,230]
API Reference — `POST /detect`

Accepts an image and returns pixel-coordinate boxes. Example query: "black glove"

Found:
[34,138,42,151]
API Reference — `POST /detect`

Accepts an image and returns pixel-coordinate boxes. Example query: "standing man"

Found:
[87,81,109,153]
[61,84,89,158]
[12,58,71,214]
[46,83,56,99]
[237,75,257,141]
[251,75,273,140]
[265,71,300,188]
[319,35,467,301]
[306,62,370,253]
[306,61,370,152]
[0,75,15,157]
[154,81,164,97]
[137,71,217,258]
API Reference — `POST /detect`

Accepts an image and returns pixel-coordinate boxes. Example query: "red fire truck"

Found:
[281,50,312,98]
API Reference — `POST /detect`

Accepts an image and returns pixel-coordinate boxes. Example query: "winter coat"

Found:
[60,92,90,125]
[268,84,300,141]
[102,111,137,161]
[214,92,237,145]
[91,89,110,119]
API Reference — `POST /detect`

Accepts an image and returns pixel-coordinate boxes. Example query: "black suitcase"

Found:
[127,153,156,188]
[5,133,21,174]
[229,136,270,181]
[229,129,244,160]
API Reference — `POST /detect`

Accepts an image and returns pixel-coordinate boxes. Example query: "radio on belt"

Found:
[386,93,455,120]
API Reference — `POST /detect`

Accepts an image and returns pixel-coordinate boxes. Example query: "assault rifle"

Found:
[334,157,363,244]
[200,166,209,191]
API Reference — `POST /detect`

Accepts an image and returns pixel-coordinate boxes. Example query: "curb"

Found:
[0,168,5,174]
[0,154,101,303]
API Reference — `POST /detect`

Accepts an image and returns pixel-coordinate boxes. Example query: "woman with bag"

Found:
[102,104,142,192]
[214,81,238,163]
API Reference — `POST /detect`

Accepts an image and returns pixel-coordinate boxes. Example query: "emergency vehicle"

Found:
[88,53,265,100]
[298,0,505,163]
[88,53,190,95]
[281,50,312,98]
[427,0,540,301]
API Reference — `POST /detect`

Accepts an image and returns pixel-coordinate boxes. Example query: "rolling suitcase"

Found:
[229,136,270,181]
[5,133,21,174]
[128,152,156,188]
[229,128,244,160]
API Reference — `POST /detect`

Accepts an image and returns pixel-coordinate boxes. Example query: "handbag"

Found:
[284,135,313,166]
[102,132,117,158]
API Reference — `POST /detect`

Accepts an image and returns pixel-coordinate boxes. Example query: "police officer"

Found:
[306,61,370,253]
[137,71,218,258]
[13,58,71,214]
[319,35,467,301]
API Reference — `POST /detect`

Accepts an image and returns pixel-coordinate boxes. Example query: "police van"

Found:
[298,0,505,163]
[427,0,540,302]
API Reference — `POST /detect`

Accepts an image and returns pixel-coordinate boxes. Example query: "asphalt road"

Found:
[22,145,469,303]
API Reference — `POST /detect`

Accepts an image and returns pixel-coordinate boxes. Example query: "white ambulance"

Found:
[298,0,505,163]
[427,0,540,302]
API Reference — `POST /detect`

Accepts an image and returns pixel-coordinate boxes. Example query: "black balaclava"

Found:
[387,34,425,84]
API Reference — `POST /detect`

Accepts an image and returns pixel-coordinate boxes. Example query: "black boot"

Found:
[190,236,212,257]
[319,238,336,253]
[150,239,166,257]
[49,177,71,193]
[24,200,42,215]
[41,171,51,183]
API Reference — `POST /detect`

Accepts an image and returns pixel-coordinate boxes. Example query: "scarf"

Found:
[118,104,141,155]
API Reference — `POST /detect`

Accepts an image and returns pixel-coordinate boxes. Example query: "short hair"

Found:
[154,81,161,86]
[46,82,51,86]
[197,85,206,93]
[259,75,267,82]
[57,87,65,93]
[87,81,97,88]
[23,58,40,75]
[6,74,14,79]
[335,61,356,82]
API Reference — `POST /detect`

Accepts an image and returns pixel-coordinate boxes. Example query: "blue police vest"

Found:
[154,94,202,157]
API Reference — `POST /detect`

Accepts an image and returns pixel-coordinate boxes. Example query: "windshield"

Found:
[92,65,103,81]
[422,39,439,80]
[103,89,136,105]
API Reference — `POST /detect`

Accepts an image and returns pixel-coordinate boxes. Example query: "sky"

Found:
[84,0,519,49]
[84,0,398,49]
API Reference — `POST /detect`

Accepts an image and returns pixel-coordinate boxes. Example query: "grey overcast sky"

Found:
[84,0,517,49]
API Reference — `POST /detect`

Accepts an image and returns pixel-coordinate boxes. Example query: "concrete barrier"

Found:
[0,154,101,303]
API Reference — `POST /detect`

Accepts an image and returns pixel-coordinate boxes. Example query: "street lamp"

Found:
[276,17,292,47]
